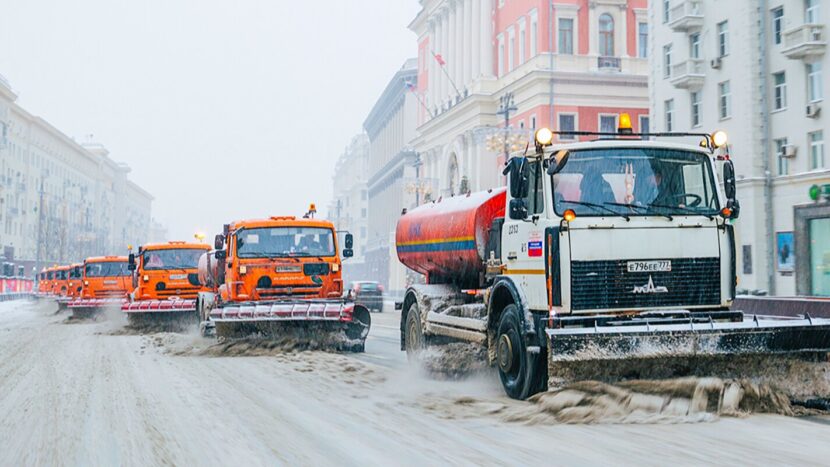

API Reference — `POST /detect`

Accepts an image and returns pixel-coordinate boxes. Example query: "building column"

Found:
[441,7,450,103]
[462,0,472,88]
[432,18,438,111]
[471,0,481,80]
[480,0,493,77]
[454,0,464,96]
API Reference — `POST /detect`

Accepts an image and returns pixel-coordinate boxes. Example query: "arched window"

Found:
[599,14,615,57]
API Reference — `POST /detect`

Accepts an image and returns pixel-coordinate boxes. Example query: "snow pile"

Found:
[503,378,792,425]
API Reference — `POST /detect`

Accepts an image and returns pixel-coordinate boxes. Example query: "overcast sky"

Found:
[0,0,420,240]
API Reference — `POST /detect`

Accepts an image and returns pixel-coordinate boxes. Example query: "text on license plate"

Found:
[627,260,671,272]
[169,274,187,280]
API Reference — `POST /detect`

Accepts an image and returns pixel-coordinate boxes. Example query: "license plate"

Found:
[104,280,117,285]
[169,274,187,280]
[627,260,671,273]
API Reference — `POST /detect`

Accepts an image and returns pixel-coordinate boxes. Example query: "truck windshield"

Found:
[552,147,720,218]
[142,249,204,270]
[70,267,82,279]
[56,270,67,280]
[237,227,335,258]
[85,262,130,277]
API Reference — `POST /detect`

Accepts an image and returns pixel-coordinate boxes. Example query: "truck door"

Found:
[503,158,550,311]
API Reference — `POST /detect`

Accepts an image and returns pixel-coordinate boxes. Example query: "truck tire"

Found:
[404,302,425,361]
[496,304,539,400]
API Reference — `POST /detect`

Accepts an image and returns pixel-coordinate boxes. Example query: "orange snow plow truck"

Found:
[122,241,211,328]
[67,256,131,317]
[196,210,371,351]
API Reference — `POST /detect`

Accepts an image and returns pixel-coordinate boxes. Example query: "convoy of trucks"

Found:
[18,116,830,405]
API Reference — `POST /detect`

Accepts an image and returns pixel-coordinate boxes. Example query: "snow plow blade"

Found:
[68,298,126,317]
[548,315,830,363]
[121,299,199,331]
[209,299,371,351]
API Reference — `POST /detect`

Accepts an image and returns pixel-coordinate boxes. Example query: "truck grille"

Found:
[570,258,721,311]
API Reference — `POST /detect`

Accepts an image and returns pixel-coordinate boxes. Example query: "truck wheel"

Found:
[346,305,371,341]
[496,304,536,400]
[405,302,425,361]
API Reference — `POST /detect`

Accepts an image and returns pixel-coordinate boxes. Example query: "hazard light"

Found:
[618,113,633,134]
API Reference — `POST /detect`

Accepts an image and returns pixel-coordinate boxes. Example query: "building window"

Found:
[810,130,825,169]
[497,34,505,76]
[360,227,366,238]
[689,33,701,59]
[639,115,650,139]
[599,115,618,136]
[773,72,787,110]
[361,208,367,218]
[638,22,648,58]
[558,114,576,140]
[806,0,820,24]
[775,138,789,175]
[665,99,675,131]
[772,7,784,44]
[519,120,525,129]
[717,21,729,57]
[558,18,574,55]
[807,62,823,102]
[518,19,526,65]
[691,91,701,127]
[663,44,672,78]
[530,114,537,129]
[663,0,670,23]
[507,27,516,72]
[719,81,731,119]
[529,9,538,57]
[599,14,615,57]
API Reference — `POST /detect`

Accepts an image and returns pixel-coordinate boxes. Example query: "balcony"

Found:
[670,59,705,89]
[668,0,703,32]
[597,56,621,71]
[782,24,826,60]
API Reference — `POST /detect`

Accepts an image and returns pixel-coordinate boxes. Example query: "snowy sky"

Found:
[0,0,420,240]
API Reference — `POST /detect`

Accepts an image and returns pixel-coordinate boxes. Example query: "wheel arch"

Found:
[487,277,533,355]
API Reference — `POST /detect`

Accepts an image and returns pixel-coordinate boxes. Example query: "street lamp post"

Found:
[496,92,518,161]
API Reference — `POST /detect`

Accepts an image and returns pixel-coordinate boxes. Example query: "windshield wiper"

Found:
[605,202,674,221]
[648,203,716,220]
[560,200,630,221]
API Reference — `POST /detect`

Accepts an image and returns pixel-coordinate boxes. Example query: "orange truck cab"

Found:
[37,268,54,296]
[66,263,84,299]
[122,241,211,316]
[52,265,70,296]
[67,256,132,314]
[196,213,371,349]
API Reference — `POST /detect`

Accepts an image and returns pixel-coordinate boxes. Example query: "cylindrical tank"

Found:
[198,251,220,288]
[396,188,505,288]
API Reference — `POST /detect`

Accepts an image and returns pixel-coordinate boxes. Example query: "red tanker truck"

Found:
[397,120,830,400]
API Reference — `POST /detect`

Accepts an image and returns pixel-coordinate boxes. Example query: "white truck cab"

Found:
[501,134,737,318]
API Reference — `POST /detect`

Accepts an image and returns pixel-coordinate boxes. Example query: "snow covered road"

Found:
[1,299,829,466]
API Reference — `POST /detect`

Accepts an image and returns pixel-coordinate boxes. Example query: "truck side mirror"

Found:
[343,248,354,258]
[547,150,570,175]
[214,250,227,260]
[344,233,353,249]
[505,157,530,199]
[127,253,136,271]
[723,160,736,200]
[214,234,225,250]
[509,198,528,220]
